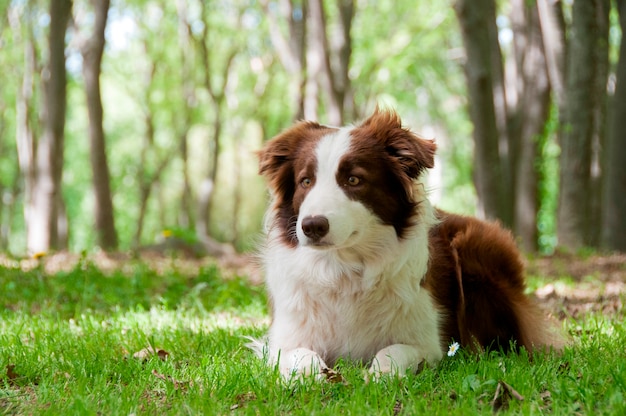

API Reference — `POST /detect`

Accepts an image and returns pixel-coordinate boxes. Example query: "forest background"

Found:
[1,0,625,258]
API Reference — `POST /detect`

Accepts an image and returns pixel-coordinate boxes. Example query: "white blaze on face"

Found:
[296,129,374,248]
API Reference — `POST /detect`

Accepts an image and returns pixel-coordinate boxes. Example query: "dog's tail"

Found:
[443,213,568,353]
[513,297,568,353]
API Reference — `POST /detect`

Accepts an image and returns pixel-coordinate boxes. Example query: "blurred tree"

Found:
[454,0,618,252]
[0,102,19,249]
[78,0,119,250]
[119,0,192,249]
[2,3,32,250]
[262,0,354,125]
[304,0,353,125]
[455,0,511,226]
[133,51,173,249]
[190,0,239,255]
[260,0,307,120]
[174,0,196,230]
[602,0,626,251]
[508,0,551,252]
[14,2,41,254]
[0,0,466,254]
[589,0,610,246]
[537,0,566,111]
[3,0,623,255]
[25,0,72,254]
[557,0,610,250]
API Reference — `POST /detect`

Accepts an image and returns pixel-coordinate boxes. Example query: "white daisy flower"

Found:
[447,341,460,357]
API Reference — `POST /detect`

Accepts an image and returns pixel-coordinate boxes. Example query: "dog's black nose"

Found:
[301,216,330,240]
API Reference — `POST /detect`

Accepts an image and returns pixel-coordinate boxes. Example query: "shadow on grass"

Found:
[0,255,267,319]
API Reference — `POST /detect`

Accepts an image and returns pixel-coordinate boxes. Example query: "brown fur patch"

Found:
[425,209,564,352]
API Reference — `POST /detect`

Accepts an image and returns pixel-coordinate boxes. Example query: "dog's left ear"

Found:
[359,108,436,179]
[387,129,436,179]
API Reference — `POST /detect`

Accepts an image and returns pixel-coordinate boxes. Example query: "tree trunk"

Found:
[81,0,118,250]
[175,0,195,229]
[231,123,244,246]
[602,0,626,251]
[489,1,513,227]
[588,0,610,246]
[132,60,173,248]
[537,0,566,112]
[134,183,150,249]
[511,0,551,252]
[455,0,509,224]
[195,107,222,240]
[304,9,321,122]
[132,114,172,248]
[15,20,38,254]
[261,0,307,120]
[178,127,194,229]
[304,0,353,125]
[29,0,72,254]
[336,0,355,121]
[557,0,604,250]
[0,124,6,249]
[193,1,237,256]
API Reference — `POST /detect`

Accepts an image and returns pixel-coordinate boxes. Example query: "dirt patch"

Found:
[527,252,626,282]
[0,250,262,282]
[527,253,626,319]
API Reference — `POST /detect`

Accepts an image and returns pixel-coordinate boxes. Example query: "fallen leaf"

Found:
[6,364,20,385]
[491,380,524,412]
[151,369,193,390]
[230,391,257,410]
[501,381,524,401]
[491,383,506,412]
[393,399,403,416]
[151,369,168,381]
[449,389,458,401]
[5,364,39,387]
[540,389,553,410]
[321,367,347,384]
[132,347,170,361]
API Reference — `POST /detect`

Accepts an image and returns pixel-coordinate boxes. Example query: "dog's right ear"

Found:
[259,121,308,178]
[258,137,290,180]
[258,121,329,176]
[258,121,328,191]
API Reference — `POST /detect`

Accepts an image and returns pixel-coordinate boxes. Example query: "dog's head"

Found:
[259,109,436,250]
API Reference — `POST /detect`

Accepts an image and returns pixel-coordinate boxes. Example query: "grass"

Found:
[1,256,625,415]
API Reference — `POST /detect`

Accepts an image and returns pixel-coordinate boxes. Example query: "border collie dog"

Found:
[251,109,561,379]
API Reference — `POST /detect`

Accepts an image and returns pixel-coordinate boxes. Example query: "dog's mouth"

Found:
[309,241,333,248]
[302,231,359,249]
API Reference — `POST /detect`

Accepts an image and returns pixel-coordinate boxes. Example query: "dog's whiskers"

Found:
[287,216,299,243]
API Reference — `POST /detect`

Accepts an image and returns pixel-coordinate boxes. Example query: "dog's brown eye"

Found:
[347,176,360,186]
[301,178,312,188]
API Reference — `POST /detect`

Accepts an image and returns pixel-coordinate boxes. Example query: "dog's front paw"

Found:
[367,351,399,381]
[367,344,425,380]
[279,348,328,380]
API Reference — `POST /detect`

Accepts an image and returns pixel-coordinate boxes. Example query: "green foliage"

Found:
[8,0,622,254]
[0,0,478,255]
[537,104,561,254]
